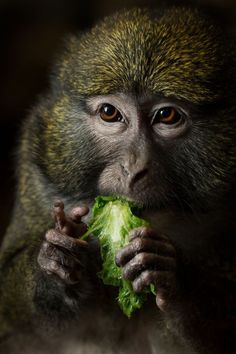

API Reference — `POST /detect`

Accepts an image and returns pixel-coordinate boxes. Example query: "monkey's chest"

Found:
[58,302,191,354]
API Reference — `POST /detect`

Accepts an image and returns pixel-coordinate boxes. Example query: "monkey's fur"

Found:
[0,7,235,354]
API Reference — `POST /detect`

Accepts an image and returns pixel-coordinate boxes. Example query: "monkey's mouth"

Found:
[110,191,170,213]
[97,170,176,211]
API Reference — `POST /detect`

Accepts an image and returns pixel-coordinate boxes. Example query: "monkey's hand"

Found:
[115,227,177,312]
[37,201,100,285]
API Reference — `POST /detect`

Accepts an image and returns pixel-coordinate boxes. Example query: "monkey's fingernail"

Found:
[156,295,166,311]
[71,206,89,217]
[115,254,120,266]
[54,200,64,209]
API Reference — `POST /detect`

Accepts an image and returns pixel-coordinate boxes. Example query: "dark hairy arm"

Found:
[0,201,101,336]
[35,202,101,322]
[116,226,236,354]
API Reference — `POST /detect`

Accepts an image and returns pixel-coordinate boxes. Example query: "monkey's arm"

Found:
[116,226,236,354]
[0,202,101,336]
[175,263,236,354]
[35,202,101,322]
[0,238,39,337]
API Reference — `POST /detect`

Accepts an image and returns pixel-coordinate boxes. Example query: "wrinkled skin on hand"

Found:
[38,203,178,313]
[38,201,100,285]
[116,227,177,312]
[38,201,178,314]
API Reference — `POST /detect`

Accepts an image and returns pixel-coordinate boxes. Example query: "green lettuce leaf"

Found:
[82,196,156,317]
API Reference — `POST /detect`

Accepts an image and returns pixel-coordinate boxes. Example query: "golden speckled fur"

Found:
[0,6,235,354]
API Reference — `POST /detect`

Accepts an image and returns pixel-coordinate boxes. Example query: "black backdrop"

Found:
[0,0,235,241]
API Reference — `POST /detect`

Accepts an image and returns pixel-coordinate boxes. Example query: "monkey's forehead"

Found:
[57,7,232,104]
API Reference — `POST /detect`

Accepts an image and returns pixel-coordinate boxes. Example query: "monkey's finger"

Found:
[60,220,88,238]
[156,289,171,312]
[53,200,67,230]
[132,270,174,293]
[52,202,89,237]
[39,257,82,285]
[122,252,176,281]
[68,206,90,223]
[116,238,176,267]
[40,241,84,268]
[45,229,88,255]
[129,227,169,242]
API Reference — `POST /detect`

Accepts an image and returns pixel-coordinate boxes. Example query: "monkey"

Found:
[0,5,235,354]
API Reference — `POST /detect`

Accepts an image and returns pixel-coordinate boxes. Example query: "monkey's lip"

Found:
[115,193,167,213]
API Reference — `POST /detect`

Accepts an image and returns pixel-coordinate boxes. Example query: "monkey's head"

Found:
[34,7,235,211]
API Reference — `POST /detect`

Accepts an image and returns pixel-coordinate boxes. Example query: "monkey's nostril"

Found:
[121,163,130,177]
[131,168,149,185]
[120,163,149,186]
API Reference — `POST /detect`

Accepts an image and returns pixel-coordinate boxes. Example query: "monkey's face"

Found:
[83,92,190,208]
[40,8,235,211]
[39,88,234,212]
[72,90,233,211]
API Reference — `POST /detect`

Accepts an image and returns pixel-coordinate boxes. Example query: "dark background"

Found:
[0,0,235,241]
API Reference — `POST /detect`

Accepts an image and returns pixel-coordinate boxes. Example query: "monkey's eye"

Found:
[153,107,181,125]
[99,104,123,122]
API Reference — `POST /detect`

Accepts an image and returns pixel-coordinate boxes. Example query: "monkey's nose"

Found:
[120,163,149,188]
